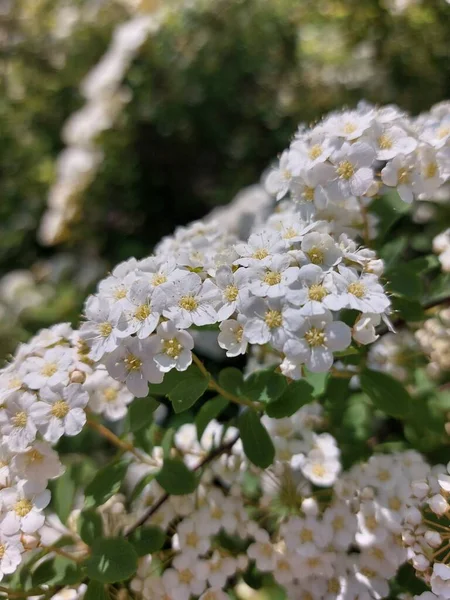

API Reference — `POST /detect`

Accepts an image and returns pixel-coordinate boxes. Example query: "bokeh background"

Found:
[1,0,450,360]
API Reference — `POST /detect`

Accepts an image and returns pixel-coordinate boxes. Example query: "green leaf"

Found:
[84,460,129,509]
[168,367,208,413]
[238,410,275,469]
[84,538,138,583]
[84,581,109,600]
[51,465,76,523]
[196,395,229,439]
[380,236,407,270]
[266,380,314,418]
[370,190,410,240]
[156,458,198,495]
[218,367,244,396]
[243,368,287,403]
[78,509,103,546]
[391,297,426,322]
[360,368,411,419]
[32,556,81,587]
[129,526,166,556]
[387,265,423,299]
[147,368,190,396]
[304,370,329,397]
[126,396,159,433]
[426,272,450,305]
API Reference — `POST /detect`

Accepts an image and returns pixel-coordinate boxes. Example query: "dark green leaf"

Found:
[218,367,244,396]
[32,557,81,587]
[196,396,229,439]
[84,460,129,509]
[130,472,156,503]
[78,509,103,546]
[243,368,287,403]
[238,410,275,468]
[391,297,426,322]
[266,380,314,418]
[84,538,138,583]
[51,465,76,523]
[304,370,329,397]
[126,396,158,433]
[379,236,407,270]
[130,526,166,556]
[84,581,109,600]
[360,368,411,418]
[168,367,208,413]
[156,458,198,495]
[387,265,423,299]
[147,367,191,396]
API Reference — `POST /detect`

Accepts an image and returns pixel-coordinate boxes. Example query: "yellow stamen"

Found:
[305,327,326,347]
[264,271,282,286]
[264,310,283,329]
[179,296,198,311]
[51,400,70,419]
[347,282,366,298]
[163,338,183,359]
[336,160,355,180]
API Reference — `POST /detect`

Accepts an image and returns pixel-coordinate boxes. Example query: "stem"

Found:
[42,545,85,563]
[0,586,58,599]
[192,353,262,411]
[124,432,240,537]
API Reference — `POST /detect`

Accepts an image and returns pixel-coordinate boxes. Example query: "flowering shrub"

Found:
[0,100,450,600]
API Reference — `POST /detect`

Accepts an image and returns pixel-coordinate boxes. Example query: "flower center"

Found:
[264,310,283,329]
[336,160,355,180]
[134,304,151,321]
[308,144,322,160]
[397,167,410,184]
[8,377,22,389]
[124,353,143,372]
[235,326,244,343]
[438,126,450,139]
[311,463,326,477]
[425,162,438,178]
[303,186,315,202]
[14,499,33,517]
[343,122,357,134]
[104,387,118,402]
[51,400,70,419]
[348,282,366,298]
[328,578,341,594]
[12,411,28,428]
[264,271,282,286]
[152,273,167,286]
[305,327,326,347]
[308,284,328,302]
[179,569,194,584]
[114,288,127,300]
[0,544,4,559]
[389,497,402,511]
[306,247,324,265]
[377,469,391,481]
[283,227,297,239]
[332,516,345,531]
[300,528,313,543]
[98,322,112,337]
[252,248,269,260]
[163,338,183,359]
[365,516,378,531]
[185,532,199,547]
[224,284,239,302]
[179,296,198,311]
[25,449,44,465]
[378,134,393,150]
[41,363,58,377]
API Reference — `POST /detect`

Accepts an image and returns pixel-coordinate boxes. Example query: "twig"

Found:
[124,433,240,537]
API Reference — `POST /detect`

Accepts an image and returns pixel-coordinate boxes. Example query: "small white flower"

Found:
[371,124,417,160]
[234,230,285,267]
[214,266,248,320]
[163,273,220,329]
[246,254,300,298]
[150,321,194,373]
[79,296,124,361]
[1,487,51,535]
[353,313,381,345]
[174,518,210,557]
[0,393,42,452]
[247,529,277,572]
[381,154,417,203]
[23,347,73,390]
[33,384,88,443]
[118,279,164,339]
[331,265,390,313]
[265,150,292,200]
[329,142,376,199]
[162,553,208,600]
[12,442,63,492]
[431,563,450,599]
[85,370,133,421]
[299,232,342,270]
[286,264,339,315]
[218,319,248,357]
[241,296,298,350]
[0,532,23,581]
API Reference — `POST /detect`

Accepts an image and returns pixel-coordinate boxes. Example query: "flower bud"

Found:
[70,369,86,384]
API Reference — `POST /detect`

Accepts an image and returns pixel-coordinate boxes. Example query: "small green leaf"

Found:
[129,526,166,556]
[391,297,426,322]
[238,410,275,469]
[218,367,244,396]
[84,581,109,600]
[243,368,287,403]
[196,396,229,439]
[387,265,423,299]
[304,370,329,397]
[147,368,189,396]
[130,472,156,503]
[84,538,138,583]
[360,368,411,419]
[32,556,81,587]
[51,465,76,523]
[126,396,159,433]
[266,380,314,418]
[78,509,103,546]
[168,367,208,413]
[84,460,129,509]
[156,458,198,495]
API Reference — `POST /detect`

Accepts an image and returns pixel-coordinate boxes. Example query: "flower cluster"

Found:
[416,308,450,380]
[433,229,450,273]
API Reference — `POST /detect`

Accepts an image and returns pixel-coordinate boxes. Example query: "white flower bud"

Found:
[70,369,86,384]
[428,494,449,516]
[411,480,430,499]
[361,486,375,501]
[301,497,319,516]
[424,530,442,548]
[405,506,422,526]
[412,553,429,571]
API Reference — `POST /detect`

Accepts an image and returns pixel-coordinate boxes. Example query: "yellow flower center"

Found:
[307,557,321,568]
[300,528,314,543]
[307,246,324,265]
[51,400,70,419]
[124,354,143,372]
[179,570,194,584]
[211,506,224,519]
[224,285,239,302]
[370,547,386,561]
[12,411,28,428]
[311,463,326,477]
[0,544,4,559]
[332,516,345,531]
[343,122,357,134]
[438,126,450,139]
[377,469,391,481]
[14,499,33,517]
[328,578,341,593]
[361,567,377,579]
[252,248,269,260]
[365,516,378,531]
[104,387,118,402]
[303,186,315,202]
[163,338,183,359]
[283,227,297,239]
[264,271,282,286]
[98,322,112,337]
[397,167,410,185]
[179,296,198,311]
[25,449,44,465]
[264,310,283,329]
[152,273,167,286]
[378,134,393,150]
[134,304,151,321]
[425,162,438,179]
[308,144,323,160]
[185,532,199,547]
[305,327,326,347]
[235,326,244,343]
[114,288,127,300]
[308,284,328,302]
[41,363,58,377]
[8,377,22,389]
[389,497,402,511]
[348,282,366,298]
[336,160,355,180]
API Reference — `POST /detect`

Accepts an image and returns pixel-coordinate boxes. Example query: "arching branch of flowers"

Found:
[124,432,240,537]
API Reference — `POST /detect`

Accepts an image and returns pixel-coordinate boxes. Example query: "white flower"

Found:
[214,266,248,320]
[301,450,341,486]
[137,256,187,290]
[247,529,277,572]
[283,310,351,373]
[289,163,335,217]
[331,265,390,313]
[79,296,124,361]
[104,337,163,397]
[33,383,88,443]
[286,264,339,315]
[218,319,248,357]
[85,370,133,421]
[353,313,381,345]
[199,589,229,600]
[0,392,42,452]
[431,563,450,599]
[246,254,300,298]
[299,232,342,270]
[323,503,357,549]
[428,494,448,516]
[241,296,298,350]
[12,442,63,492]
[162,553,208,600]
[150,321,194,373]
[23,347,73,390]
[324,109,374,140]
[234,230,285,267]
[371,124,417,160]
[289,134,338,172]
[163,273,220,329]
[118,279,164,339]
[1,487,51,535]
[0,532,23,581]
[328,142,376,199]
[265,150,292,200]
[381,154,417,203]
[174,518,210,557]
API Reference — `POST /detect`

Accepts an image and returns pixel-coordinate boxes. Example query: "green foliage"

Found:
[84,581,109,600]
[125,396,159,433]
[156,457,198,495]
[238,410,275,469]
[196,395,229,438]
[78,509,104,546]
[84,460,129,509]
[360,368,411,419]
[84,538,138,583]
[32,556,82,588]
[167,366,209,413]
[129,526,166,556]
[266,380,314,418]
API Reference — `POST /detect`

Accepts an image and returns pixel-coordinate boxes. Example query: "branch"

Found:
[124,432,240,537]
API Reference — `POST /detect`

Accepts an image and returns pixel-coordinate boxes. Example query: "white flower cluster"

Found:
[415,308,450,379]
[0,323,132,580]
[265,101,450,232]
[433,229,450,273]
[367,330,419,382]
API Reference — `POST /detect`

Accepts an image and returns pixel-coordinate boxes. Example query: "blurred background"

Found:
[1,0,449,360]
